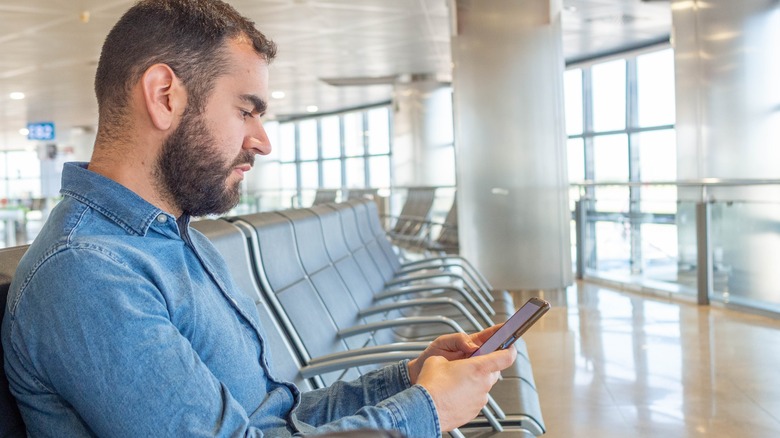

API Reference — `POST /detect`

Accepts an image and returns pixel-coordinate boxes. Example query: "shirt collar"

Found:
[60,162,170,237]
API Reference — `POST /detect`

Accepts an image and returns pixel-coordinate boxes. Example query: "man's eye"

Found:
[241,110,253,119]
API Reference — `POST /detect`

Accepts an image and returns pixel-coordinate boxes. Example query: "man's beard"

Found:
[154,109,255,217]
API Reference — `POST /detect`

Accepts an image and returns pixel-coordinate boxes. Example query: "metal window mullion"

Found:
[316,118,323,188]
[294,122,302,207]
[362,111,370,188]
[627,57,642,274]
[582,67,597,270]
[339,114,347,193]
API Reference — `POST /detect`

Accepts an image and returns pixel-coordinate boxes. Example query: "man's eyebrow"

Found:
[240,94,267,114]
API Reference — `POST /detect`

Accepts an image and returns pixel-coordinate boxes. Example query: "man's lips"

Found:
[234,164,252,177]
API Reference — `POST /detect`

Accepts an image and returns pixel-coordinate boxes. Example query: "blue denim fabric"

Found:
[2,162,439,437]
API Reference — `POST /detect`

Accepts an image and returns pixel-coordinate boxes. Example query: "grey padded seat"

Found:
[230,206,545,436]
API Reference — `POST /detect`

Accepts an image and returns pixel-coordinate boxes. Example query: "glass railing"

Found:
[572,180,780,316]
[7,181,780,317]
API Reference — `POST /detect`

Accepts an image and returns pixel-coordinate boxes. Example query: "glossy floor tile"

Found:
[516,282,780,438]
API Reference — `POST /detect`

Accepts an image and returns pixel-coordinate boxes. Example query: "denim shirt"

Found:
[2,162,439,437]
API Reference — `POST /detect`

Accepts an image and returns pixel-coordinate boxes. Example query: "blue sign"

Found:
[27,122,55,141]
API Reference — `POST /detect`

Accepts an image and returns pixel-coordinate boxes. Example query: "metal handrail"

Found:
[570,179,780,187]
[571,179,780,307]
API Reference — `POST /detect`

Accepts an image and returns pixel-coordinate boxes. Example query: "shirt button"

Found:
[156,214,168,223]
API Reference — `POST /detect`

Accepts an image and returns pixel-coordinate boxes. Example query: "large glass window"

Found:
[593,134,629,213]
[322,160,342,188]
[567,47,677,281]
[3,151,41,199]
[257,104,393,207]
[592,59,627,132]
[564,69,584,135]
[637,50,676,127]
[279,123,296,162]
[367,107,390,155]
[298,119,318,161]
[344,112,364,157]
[321,116,341,159]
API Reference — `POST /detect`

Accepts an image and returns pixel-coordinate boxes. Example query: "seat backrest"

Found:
[232,213,360,384]
[274,209,370,350]
[362,199,405,266]
[312,189,339,206]
[190,220,316,391]
[392,187,436,235]
[0,245,30,438]
[436,198,459,249]
[348,200,400,278]
[325,203,386,293]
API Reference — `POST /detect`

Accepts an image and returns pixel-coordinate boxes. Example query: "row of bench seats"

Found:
[0,199,545,437]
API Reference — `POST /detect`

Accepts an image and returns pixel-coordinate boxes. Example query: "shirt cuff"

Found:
[398,359,413,389]
[382,384,441,438]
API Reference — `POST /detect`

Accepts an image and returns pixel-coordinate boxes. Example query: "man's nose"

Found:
[244,120,272,155]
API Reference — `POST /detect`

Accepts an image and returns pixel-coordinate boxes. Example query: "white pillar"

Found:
[451,0,572,290]
[673,0,780,305]
[391,77,455,188]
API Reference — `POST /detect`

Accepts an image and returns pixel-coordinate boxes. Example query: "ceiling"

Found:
[0,0,671,149]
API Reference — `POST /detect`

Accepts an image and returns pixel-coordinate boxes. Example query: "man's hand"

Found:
[416,348,516,432]
[407,323,504,384]
[405,324,516,432]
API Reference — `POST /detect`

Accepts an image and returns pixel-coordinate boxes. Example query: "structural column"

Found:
[451,0,572,290]
[392,76,455,188]
[673,0,780,305]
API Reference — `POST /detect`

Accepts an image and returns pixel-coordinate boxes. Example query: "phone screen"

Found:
[470,297,550,357]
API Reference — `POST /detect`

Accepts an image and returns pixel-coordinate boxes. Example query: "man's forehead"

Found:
[221,38,270,91]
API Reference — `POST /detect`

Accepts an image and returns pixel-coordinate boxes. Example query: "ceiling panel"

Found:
[0,0,671,148]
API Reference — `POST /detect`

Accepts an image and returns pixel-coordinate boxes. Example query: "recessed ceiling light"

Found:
[271,91,286,99]
[306,105,319,113]
[10,92,25,100]
[19,128,29,136]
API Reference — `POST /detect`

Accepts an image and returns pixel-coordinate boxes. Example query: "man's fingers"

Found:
[437,332,478,354]
[471,323,503,344]
[471,347,517,372]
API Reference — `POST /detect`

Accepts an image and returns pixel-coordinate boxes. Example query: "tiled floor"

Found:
[516,282,780,438]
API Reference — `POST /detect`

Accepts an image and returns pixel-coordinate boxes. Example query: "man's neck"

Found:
[89,138,182,217]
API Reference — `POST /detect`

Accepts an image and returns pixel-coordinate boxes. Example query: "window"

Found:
[298,119,318,161]
[564,69,584,135]
[254,104,393,207]
[592,59,627,132]
[2,151,41,199]
[567,47,677,278]
[637,50,676,127]
[321,116,341,159]
[344,112,364,157]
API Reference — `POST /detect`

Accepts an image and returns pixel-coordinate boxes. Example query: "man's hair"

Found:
[95,0,276,129]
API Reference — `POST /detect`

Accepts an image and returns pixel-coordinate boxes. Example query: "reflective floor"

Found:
[518,282,780,438]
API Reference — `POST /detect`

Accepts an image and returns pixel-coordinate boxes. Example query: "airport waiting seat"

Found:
[0,245,29,438]
[415,198,460,256]
[346,188,379,201]
[295,204,541,397]
[334,200,501,321]
[228,207,544,435]
[357,198,510,307]
[312,188,340,206]
[385,187,437,247]
[194,218,522,436]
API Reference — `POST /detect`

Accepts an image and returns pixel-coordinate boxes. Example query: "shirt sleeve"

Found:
[292,361,440,438]
[4,247,269,438]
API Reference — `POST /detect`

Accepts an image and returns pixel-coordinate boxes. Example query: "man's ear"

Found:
[141,64,186,131]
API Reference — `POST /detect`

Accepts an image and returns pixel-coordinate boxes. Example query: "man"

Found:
[2,1,516,436]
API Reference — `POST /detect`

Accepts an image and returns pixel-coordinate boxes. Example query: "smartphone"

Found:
[470,297,550,357]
